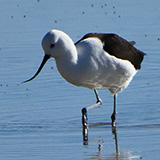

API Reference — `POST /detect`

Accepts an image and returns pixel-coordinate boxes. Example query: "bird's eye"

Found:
[50,44,55,48]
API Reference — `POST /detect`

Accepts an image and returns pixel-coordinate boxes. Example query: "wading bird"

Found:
[23,30,146,126]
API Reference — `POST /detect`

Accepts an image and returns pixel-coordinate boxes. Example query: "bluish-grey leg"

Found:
[82,89,102,143]
[111,94,117,127]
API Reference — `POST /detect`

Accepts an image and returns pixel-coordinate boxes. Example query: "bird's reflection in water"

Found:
[82,124,141,160]
[83,126,88,145]
[112,127,119,158]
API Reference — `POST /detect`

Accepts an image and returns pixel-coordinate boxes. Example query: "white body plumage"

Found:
[44,30,137,94]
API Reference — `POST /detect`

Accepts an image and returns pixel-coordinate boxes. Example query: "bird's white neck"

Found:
[54,38,79,85]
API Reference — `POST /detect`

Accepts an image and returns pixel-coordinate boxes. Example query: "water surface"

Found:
[0,0,160,159]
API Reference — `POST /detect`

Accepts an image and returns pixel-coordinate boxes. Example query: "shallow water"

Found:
[0,0,160,159]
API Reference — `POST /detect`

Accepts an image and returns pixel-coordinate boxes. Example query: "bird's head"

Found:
[23,29,70,83]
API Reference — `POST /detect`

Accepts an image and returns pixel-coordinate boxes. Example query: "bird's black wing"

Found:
[75,33,146,70]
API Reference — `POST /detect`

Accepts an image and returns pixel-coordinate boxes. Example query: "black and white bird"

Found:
[23,30,146,126]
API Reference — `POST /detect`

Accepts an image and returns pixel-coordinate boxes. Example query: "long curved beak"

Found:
[22,54,50,83]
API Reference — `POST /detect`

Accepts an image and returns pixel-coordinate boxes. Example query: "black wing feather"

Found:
[75,33,146,70]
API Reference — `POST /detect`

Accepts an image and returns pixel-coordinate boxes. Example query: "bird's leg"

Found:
[83,90,102,112]
[111,94,117,127]
[81,90,102,126]
[82,108,88,128]
[94,89,102,104]
[81,89,102,143]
